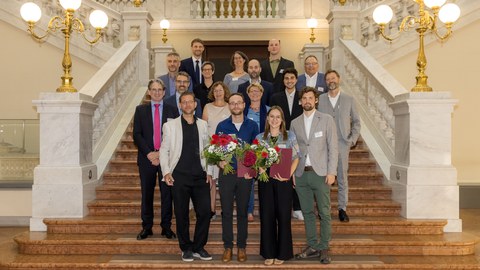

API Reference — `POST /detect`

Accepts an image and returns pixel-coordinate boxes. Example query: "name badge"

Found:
[232,77,238,81]
[317,87,324,92]
[279,69,284,74]
[314,131,323,138]
[278,144,287,148]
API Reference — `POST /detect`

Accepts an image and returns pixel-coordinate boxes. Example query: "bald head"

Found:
[268,39,281,58]
[248,59,262,80]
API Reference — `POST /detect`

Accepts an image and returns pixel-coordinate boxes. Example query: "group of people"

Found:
[132,37,361,265]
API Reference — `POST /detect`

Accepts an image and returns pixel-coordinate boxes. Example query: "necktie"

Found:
[195,59,201,84]
[154,104,161,150]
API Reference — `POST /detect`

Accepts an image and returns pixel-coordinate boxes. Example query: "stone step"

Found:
[107,160,378,173]
[14,232,476,256]
[102,172,385,186]
[87,200,401,217]
[95,186,392,201]
[113,148,372,161]
[4,253,480,270]
[44,216,446,235]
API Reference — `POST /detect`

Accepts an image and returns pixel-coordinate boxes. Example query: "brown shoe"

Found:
[237,248,247,262]
[222,248,232,263]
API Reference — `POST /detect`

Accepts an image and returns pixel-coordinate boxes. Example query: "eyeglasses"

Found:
[305,63,318,67]
[202,68,213,71]
[180,100,195,105]
[229,102,244,107]
[176,80,189,84]
[248,89,262,94]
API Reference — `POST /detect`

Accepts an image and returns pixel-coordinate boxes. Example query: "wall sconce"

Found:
[373,0,460,92]
[307,18,318,43]
[160,19,170,44]
[20,0,108,93]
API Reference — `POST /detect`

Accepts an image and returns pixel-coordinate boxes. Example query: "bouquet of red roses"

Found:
[203,133,238,174]
[237,139,280,182]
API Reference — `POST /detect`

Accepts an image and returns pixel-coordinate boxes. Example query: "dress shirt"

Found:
[305,73,319,88]
[269,59,280,78]
[192,56,202,84]
[328,92,340,108]
[303,112,314,166]
[285,89,295,114]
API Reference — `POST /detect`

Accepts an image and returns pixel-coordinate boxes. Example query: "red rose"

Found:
[274,146,280,152]
[219,138,228,146]
[253,139,259,145]
[261,151,268,158]
[242,150,257,167]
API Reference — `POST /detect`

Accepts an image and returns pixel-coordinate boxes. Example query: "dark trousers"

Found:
[292,182,301,211]
[218,172,253,249]
[258,178,294,260]
[172,170,211,252]
[139,164,173,230]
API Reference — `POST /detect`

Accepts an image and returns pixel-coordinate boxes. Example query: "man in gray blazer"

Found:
[290,87,338,264]
[160,92,212,262]
[317,70,361,223]
[158,52,192,98]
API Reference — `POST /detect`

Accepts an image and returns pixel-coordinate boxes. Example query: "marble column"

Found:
[30,93,98,231]
[390,92,462,232]
[152,45,175,79]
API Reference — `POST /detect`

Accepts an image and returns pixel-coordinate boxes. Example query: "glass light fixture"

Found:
[89,10,109,28]
[373,5,393,25]
[160,19,170,30]
[424,0,446,9]
[20,2,42,23]
[307,18,318,29]
[439,3,461,23]
[59,0,82,10]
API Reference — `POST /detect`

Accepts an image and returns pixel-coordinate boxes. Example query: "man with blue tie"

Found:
[133,79,177,240]
[179,38,205,89]
[296,55,327,94]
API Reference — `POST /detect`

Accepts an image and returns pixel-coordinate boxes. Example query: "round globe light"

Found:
[373,5,393,25]
[439,3,460,23]
[59,0,82,11]
[160,19,170,30]
[20,2,42,23]
[89,10,108,28]
[307,18,318,29]
[424,0,446,9]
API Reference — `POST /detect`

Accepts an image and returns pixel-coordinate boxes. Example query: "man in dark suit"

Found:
[296,55,327,94]
[237,59,273,106]
[179,38,205,88]
[269,68,304,221]
[260,39,294,93]
[164,71,202,118]
[133,79,177,240]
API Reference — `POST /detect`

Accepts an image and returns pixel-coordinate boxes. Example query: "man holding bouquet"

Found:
[215,93,259,263]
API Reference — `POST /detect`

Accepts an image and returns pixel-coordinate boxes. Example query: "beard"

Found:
[302,103,315,111]
[328,82,338,91]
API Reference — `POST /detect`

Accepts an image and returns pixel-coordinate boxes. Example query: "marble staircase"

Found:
[2,124,480,269]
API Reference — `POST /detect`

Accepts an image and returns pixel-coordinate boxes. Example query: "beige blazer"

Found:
[160,117,209,177]
[290,110,338,177]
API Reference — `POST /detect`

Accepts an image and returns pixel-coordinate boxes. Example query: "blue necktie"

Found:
[195,60,201,84]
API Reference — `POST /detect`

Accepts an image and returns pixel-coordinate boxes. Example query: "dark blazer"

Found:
[133,102,177,167]
[269,90,303,130]
[260,57,295,93]
[296,72,328,94]
[244,100,268,133]
[164,94,203,119]
[237,80,273,106]
[179,58,202,88]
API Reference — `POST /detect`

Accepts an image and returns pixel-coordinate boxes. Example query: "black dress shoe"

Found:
[161,228,176,239]
[339,209,350,222]
[136,228,153,240]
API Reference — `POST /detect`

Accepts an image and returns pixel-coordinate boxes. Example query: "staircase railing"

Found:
[80,41,145,177]
[339,38,408,175]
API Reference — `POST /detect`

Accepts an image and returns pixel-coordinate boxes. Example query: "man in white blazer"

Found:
[296,55,327,94]
[290,87,338,264]
[160,92,212,262]
[317,70,361,223]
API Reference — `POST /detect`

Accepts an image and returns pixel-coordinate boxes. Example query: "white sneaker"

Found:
[293,210,304,220]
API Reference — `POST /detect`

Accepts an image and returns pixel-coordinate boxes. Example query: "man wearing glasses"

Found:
[133,79,178,240]
[164,71,202,118]
[215,93,259,263]
[296,55,327,94]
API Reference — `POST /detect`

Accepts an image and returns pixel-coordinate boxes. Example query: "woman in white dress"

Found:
[202,81,232,219]
[223,51,250,93]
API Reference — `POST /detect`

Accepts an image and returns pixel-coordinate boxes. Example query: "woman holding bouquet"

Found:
[256,106,300,265]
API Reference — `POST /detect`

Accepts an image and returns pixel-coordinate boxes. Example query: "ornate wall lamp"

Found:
[373,0,460,92]
[160,19,170,44]
[20,1,108,92]
[307,18,318,43]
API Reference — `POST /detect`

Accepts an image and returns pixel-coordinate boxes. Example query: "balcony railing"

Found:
[192,0,286,19]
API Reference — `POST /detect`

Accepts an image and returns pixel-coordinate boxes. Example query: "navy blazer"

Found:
[237,80,273,106]
[269,90,303,130]
[260,57,295,93]
[179,58,202,88]
[158,73,192,98]
[296,72,328,94]
[133,102,177,168]
[163,94,203,119]
[244,99,268,133]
